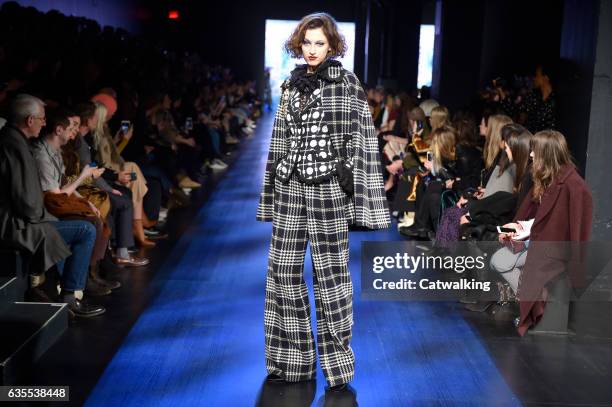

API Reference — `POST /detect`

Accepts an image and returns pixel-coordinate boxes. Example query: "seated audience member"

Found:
[490,130,592,335]
[89,96,157,247]
[0,94,105,317]
[400,125,463,238]
[31,107,117,296]
[437,123,532,249]
[478,114,513,198]
[74,102,149,267]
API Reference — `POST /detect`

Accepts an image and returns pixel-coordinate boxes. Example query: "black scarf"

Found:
[287,59,343,95]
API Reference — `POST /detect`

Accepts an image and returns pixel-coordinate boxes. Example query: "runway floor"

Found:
[25,110,612,407]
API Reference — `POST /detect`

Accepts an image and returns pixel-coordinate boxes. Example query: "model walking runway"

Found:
[81,111,520,406]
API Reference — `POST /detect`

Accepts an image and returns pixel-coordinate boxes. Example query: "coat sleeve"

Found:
[256,84,289,222]
[345,72,391,230]
[3,144,46,222]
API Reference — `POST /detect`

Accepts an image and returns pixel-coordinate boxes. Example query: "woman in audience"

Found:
[430,105,450,132]
[436,123,532,248]
[89,98,156,247]
[73,102,150,267]
[490,130,592,335]
[400,125,461,238]
[478,114,513,197]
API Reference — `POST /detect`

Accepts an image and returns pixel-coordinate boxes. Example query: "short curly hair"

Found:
[284,12,347,59]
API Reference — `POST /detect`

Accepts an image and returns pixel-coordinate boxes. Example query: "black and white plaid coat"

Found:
[257,61,390,230]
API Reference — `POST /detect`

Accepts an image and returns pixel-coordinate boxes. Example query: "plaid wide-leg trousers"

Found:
[265,173,355,387]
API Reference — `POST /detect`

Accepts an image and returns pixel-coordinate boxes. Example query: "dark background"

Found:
[2,0,611,238]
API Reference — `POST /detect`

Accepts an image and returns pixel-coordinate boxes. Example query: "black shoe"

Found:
[399,225,431,239]
[65,298,106,318]
[490,302,518,321]
[146,232,169,241]
[101,278,121,291]
[26,286,54,303]
[464,301,495,312]
[85,276,112,296]
[90,269,121,291]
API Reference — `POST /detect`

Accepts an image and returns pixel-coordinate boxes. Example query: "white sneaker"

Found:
[159,208,168,219]
[212,158,228,168]
[397,212,415,228]
[209,161,226,171]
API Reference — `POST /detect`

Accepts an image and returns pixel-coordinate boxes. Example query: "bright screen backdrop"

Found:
[265,19,355,100]
[417,24,435,89]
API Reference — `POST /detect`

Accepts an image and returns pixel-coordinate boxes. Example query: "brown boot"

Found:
[133,219,155,247]
[142,212,157,229]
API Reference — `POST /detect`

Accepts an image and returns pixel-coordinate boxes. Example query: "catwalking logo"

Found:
[372,252,486,274]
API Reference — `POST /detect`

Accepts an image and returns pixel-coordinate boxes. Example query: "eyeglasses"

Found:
[32,115,46,123]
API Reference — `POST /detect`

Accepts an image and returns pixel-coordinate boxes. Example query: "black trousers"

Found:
[108,185,134,248]
[143,177,162,221]
[415,180,444,232]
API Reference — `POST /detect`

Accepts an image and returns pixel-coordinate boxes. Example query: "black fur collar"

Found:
[284,59,343,93]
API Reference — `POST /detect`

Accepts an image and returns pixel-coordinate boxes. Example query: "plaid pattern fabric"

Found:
[257,63,390,230]
[264,174,355,387]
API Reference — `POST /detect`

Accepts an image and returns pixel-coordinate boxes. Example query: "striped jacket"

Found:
[256,61,390,230]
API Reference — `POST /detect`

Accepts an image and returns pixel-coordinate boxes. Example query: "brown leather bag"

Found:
[43,192,111,238]
[44,192,95,218]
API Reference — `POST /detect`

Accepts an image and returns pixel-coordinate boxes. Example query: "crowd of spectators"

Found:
[0,3,261,318]
[367,61,592,333]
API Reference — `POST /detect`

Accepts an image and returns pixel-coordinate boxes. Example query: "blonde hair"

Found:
[531,130,574,201]
[483,114,512,169]
[92,101,107,149]
[431,125,456,175]
[430,105,450,131]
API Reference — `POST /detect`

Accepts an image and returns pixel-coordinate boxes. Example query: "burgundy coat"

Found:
[513,165,592,335]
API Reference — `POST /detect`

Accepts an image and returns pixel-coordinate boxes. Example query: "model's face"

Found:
[302,28,330,70]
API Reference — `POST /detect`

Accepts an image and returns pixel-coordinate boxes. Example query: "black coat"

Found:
[0,125,70,270]
[454,144,483,192]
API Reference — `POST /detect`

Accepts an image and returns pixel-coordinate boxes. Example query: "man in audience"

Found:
[0,94,105,317]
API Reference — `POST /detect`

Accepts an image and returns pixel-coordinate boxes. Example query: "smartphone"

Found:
[185,117,193,131]
[129,172,137,181]
[416,120,424,131]
[497,226,516,234]
[120,120,131,133]
[426,151,433,162]
[89,161,98,167]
